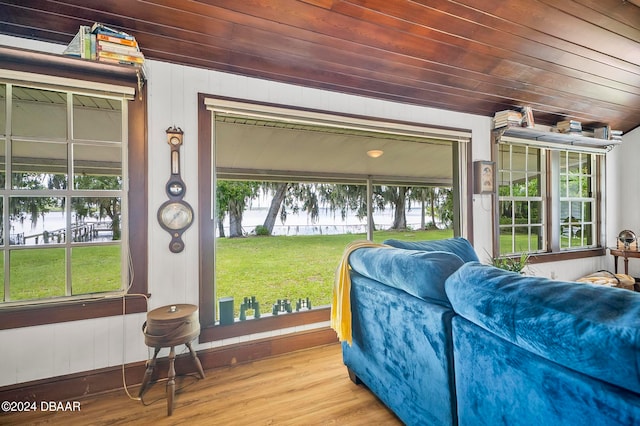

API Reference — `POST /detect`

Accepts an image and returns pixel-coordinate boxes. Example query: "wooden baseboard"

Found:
[0,327,338,403]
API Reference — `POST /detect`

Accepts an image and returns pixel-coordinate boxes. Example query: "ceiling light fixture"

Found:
[367,149,384,158]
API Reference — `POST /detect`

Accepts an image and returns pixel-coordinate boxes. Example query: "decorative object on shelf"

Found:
[272,299,293,315]
[158,127,194,253]
[218,296,235,325]
[473,161,495,194]
[296,297,312,311]
[617,229,637,250]
[521,106,535,128]
[239,296,261,320]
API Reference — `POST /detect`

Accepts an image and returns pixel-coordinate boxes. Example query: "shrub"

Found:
[254,225,270,236]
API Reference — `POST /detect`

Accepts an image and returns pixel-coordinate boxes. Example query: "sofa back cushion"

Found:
[348,247,464,304]
[445,262,640,394]
[383,237,479,263]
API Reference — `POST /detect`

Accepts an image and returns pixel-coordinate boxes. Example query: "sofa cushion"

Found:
[383,237,479,263]
[348,247,464,303]
[445,261,640,394]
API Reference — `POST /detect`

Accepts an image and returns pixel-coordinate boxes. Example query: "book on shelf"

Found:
[97,40,144,57]
[95,33,138,48]
[556,119,582,133]
[493,110,522,128]
[97,50,144,64]
[90,22,136,41]
[63,22,144,69]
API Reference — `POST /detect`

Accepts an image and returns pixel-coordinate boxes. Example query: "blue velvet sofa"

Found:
[342,238,640,426]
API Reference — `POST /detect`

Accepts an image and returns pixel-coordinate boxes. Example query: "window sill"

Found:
[0,294,148,330]
[199,306,330,342]
[528,247,606,264]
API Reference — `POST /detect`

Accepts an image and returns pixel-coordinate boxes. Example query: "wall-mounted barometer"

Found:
[157,126,194,253]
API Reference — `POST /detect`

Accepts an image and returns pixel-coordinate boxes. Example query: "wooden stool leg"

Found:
[139,347,160,397]
[186,342,206,379]
[167,346,176,416]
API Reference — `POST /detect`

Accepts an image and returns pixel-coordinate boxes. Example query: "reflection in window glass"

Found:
[73,144,122,189]
[71,246,121,295]
[73,95,122,142]
[9,197,65,246]
[12,87,67,139]
[10,248,66,301]
[72,197,121,241]
[11,140,67,189]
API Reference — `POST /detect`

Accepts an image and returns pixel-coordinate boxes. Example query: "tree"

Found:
[383,185,408,230]
[73,175,122,240]
[261,182,288,235]
[216,180,260,238]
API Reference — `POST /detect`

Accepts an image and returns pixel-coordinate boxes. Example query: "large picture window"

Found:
[1,83,127,304]
[497,142,601,256]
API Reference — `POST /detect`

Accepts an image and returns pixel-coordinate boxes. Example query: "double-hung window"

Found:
[497,142,601,256]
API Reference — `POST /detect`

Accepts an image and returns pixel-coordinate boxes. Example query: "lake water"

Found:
[220,206,435,236]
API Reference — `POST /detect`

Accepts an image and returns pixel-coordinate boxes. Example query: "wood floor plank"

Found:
[0,343,401,425]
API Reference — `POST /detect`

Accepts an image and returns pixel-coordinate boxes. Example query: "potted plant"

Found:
[490,252,530,274]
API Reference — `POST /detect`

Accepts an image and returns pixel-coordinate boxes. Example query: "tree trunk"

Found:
[263,183,288,234]
[217,220,225,238]
[391,186,407,229]
[228,200,244,237]
[430,189,436,227]
[420,189,426,230]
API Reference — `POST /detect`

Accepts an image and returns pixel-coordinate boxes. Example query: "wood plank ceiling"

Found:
[1,0,640,133]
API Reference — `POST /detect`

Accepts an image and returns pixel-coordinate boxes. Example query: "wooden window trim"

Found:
[0,46,148,330]
[197,93,333,340]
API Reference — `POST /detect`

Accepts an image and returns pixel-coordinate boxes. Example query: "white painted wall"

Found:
[0,33,623,387]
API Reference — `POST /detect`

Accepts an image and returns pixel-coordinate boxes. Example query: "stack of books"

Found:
[493,110,523,129]
[611,129,623,142]
[63,23,144,68]
[556,120,582,134]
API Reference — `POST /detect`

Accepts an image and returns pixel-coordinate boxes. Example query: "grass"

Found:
[2,229,453,312]
[215,228,453,317]
[4,245,121,301]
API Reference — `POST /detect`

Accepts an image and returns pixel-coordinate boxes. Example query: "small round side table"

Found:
[139,304,206,415]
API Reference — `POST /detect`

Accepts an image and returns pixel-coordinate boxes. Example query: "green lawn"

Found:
[215,229,453,317]
[4,245,121,301]
[2,229,453,312]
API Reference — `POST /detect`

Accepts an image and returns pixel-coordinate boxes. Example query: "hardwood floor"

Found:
[0,343,401,425]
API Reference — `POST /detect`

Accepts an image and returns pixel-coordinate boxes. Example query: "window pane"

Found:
[10,248,66,300]
[73,144,122,189]
[0,252,3,302]
[0,139,5,188]
[499,226,514,255]
[72,197,121,242]
[73,95,122,142]
[12,87,67,139]
[9,197,65,246]
[514,201,529,223]
[0,84,5,133]
[512,172,526,196]
[498,171,510,196]
[499,200,513,224]
[527,172,541,196]
[11,140,67,189]
[71,246,121,294]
